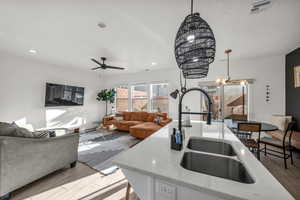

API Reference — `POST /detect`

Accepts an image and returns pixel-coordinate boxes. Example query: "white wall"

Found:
[0,52,104,131]
[103,55,285,122]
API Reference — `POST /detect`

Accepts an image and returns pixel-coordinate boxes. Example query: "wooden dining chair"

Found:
[259,122,295,169]
[230,114,248,121]
[237,123,262,160]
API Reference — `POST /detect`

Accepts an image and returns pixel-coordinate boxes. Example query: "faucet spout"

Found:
[178,87,213,132]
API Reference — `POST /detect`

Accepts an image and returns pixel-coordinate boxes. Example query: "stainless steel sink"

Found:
[187,138,237,156]
[181,152,254,184]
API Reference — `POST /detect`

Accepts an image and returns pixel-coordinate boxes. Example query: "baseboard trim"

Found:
[84,127,97,133]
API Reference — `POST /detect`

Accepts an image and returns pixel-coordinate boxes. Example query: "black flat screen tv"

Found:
[45,83,85,107]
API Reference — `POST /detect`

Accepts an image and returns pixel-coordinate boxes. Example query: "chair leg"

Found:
[264,144,267,156]
[283,148,287,169]
[290,147,294,165]
[126,183,131,200]
[257,147,260,161]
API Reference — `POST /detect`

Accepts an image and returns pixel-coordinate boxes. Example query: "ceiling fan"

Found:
[91,57,125,71]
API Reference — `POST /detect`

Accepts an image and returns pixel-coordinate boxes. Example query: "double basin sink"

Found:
[181,138,254,184]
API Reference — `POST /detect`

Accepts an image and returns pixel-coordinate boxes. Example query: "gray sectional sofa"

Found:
[0,129,79,200]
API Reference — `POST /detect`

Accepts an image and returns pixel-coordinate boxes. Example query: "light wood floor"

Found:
[12,163,138,200]
[12,152,300,200]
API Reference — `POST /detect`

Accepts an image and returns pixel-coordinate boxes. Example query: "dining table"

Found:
[227,120,278,132]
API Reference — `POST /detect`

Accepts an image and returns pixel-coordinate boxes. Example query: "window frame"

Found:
[150,82,169,113]
[114,82,169,113]
[115,85,130,113]
[131,84,149,112]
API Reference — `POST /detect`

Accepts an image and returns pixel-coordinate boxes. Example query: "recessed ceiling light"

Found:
[151,62,157,66]
[29,49,37,54]
[97,22,106,29]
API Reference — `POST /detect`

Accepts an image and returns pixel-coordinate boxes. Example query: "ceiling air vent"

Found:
[251,0,272,14]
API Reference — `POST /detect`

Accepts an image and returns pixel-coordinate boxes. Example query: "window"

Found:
[115,86,129,112]
[151,83,169,113]
[200,85,222,121]
[132,85,148,111]
[224,84,248,119]
[114,82,169,113]
[200,84,248,121]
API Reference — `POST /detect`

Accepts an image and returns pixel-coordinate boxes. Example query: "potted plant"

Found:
[97,89,116,116]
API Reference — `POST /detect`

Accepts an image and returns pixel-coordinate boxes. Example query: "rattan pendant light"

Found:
[175,0,216,79]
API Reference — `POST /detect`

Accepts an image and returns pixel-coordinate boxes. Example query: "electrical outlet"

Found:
[155,180,176,200]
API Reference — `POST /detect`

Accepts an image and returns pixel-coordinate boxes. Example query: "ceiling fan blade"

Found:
[105,65,125,70]
[91,58,103,66]
[91,67,102,70]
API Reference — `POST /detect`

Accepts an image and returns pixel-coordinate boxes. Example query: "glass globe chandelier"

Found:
[175,0,216,79]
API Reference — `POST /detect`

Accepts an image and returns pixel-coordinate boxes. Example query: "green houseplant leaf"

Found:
[97,89,116,116]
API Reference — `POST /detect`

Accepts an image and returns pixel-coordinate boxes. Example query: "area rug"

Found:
[78,129,141,175]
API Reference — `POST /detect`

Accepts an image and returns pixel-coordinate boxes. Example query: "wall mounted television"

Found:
[45,83,85,107]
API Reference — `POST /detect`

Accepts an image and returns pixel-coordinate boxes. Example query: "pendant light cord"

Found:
[227,52,230,79]
[191,0,194,14]
[179,70,187,91]
[225,49,232,80]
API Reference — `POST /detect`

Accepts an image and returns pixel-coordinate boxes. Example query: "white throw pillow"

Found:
[271,115,292,132]
[0,122,50,138]
[154,116,164,124]
[16,123,35,132]
[114,116,124,121]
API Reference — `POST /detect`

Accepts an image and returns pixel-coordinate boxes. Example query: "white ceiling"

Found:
[0,0,300,74]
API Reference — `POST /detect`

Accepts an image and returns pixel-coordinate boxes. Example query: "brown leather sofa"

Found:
[103,112,172,139]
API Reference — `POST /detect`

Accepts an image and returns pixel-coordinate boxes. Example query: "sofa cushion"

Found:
[131,122,161,131]
[130,112,146,121]
[130,122,162,139]
[0,122,17,136]
[120,112,130,121]
[0,122,49,138]
[157,113,168,120]
[115,120,143,132]
[146,113,157,122]
[159,118,172,126]
[107,119,118,126]
[140,112,149,122]
[260,137,288,147]
[268,129,300,149]
[146,112,168,122]
[118,120,143,126]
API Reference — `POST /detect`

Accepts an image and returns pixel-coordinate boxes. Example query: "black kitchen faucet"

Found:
[178,87,213,132]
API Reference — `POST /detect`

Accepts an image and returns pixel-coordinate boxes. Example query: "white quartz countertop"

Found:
[113,121,294,200]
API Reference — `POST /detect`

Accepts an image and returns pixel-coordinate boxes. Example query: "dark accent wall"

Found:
[286,48,300,131]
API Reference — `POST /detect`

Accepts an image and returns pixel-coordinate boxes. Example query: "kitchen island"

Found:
[113,121,294,200]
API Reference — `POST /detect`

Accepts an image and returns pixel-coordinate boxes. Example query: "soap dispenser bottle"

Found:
[171,128,183,151]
